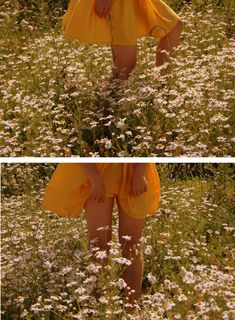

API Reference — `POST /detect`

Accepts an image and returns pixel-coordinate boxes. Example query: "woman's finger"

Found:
[97,8,103,18]
[95,5,102,18]
[102,8,107,18]
[95,4,111,19]
[99,194,106,203]
[103,5,111,18]
[137,186,145,196]
[99,6,106,18]
[99,195,105,203]
[99,9,103,18]
[133,189,136,197]
[97,196,103,204]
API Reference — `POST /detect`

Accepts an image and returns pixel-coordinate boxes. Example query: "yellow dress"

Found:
[42,163,161,220]
[62,0,181,45]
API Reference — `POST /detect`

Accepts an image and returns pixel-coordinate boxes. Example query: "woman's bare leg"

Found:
[117,201,146,312]
[84,196,114,264]
[111,45,137,80]
[84,197,114,297]
[156,20,184,66]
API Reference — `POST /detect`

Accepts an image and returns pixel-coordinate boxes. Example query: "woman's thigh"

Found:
[117,200,146,250]
[84,197,114,248]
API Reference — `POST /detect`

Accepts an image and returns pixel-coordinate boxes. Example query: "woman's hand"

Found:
[81,164,106,204]
[95,0,112,19]
[131,164,148,197]
[89,175,106,204]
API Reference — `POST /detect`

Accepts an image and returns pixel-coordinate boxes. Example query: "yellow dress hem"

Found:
[63,18,179,46]
[41,196,160,220]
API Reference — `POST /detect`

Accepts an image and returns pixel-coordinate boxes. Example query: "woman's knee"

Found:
[121,240,143,260]
[89,228,112,251]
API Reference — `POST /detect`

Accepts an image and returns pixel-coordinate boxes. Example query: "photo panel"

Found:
[1,162,234,319]
[1,0,234,319]
[1,1,234,157]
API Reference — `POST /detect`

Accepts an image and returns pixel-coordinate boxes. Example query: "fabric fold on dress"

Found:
[42,163,161,220]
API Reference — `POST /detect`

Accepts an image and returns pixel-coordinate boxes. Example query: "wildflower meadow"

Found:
[1,0,234,157]
[1,163,235,319]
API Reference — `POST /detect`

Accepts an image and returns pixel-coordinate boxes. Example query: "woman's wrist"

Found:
[90,173,103,184]
[81,164,102,183]
[133,164,148,176]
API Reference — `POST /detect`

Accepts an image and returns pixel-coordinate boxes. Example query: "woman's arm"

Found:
[131,164,148,197]
[81,164,101,181]
[133,164,148,176]
[95,0,112,18]
[81,164,105,203]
